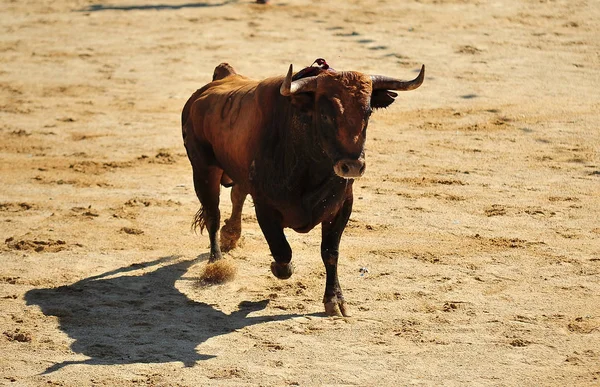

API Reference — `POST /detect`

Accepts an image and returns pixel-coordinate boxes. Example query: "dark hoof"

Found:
[324,300,351,317]
[208,250,222,263]
[270,262,293,280]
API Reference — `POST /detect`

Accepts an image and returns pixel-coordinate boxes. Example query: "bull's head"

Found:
[280,64,424,179]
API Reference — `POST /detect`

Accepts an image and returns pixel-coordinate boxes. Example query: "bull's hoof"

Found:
[220,232,241,253]
[208,250,223,263]
[270,262,293,280]
[324,300,351,317]
[220,222,241,252]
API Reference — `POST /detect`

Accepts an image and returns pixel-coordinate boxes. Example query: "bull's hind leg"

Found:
[220,185,248,252]
[191,165,224,262]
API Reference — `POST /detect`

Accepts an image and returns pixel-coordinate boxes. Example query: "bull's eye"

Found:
[320,109,334,126]
[317,97,337,128]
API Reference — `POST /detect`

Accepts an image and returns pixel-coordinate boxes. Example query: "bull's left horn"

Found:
[280,64,294,96]
[370,65,425,91]
[280,64,318,96]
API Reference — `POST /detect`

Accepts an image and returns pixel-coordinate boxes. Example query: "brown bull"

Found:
[182,60,424,316]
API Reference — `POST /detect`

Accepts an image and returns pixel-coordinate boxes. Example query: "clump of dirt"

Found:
[456,45,483,54]
[124,198,153,207]
[4,329,32,343]
[0,202,36,212]
[568,317,600,334]
[70,206,100,217]
[120,227,144,235]
[509,338,530,347]
[390,176,467,186]
[69,160,134,174]
[0,276,20,285]
[123,198,182,208]
[4,237,67,253]
[149,151,176,164]
[199,260,237,284]
[485,204,507,217]
[471,234,530,249]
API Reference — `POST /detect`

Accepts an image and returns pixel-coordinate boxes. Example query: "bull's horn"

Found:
[280,64,294,96]
[370,65,425,91]
[280,64,318,96]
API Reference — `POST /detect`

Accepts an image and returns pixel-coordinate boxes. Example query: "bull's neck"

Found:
[291,111,334,178]
[252,98,336,198]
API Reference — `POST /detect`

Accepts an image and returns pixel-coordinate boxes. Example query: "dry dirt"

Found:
[1,0,599,386]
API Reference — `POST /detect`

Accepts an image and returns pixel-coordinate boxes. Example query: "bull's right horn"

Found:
[280,64,318,96]
[370,65,425,91]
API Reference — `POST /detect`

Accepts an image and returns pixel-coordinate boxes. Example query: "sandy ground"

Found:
[1,0,599,385]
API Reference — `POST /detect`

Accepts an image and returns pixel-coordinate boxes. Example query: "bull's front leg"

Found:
[255,204,294,280]
[321,194,353,317]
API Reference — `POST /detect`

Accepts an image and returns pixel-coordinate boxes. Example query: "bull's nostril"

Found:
[341,164,350,174]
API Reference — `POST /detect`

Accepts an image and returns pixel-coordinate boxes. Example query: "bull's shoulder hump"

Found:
[211,74,254,88]
[212,63,237,81]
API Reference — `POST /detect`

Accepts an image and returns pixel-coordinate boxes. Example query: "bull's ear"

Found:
[371,90,398,109]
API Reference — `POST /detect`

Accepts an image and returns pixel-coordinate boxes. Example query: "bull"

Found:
[182,60,424,316]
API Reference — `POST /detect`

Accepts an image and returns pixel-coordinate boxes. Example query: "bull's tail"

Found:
[192,207,207,234]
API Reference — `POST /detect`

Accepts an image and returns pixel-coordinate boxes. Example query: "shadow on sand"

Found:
[81,1,238,12]
[25,255,304,374]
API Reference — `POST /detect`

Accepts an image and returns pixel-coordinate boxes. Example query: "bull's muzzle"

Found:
[334,158,366,179]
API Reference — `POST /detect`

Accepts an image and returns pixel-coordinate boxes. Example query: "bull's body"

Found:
[182,61,424,316]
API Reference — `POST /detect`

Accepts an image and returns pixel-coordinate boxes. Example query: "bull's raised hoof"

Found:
[324,300,351,317]
[219,231,240,252]
[270,261,294,280]
[220,219,241,252]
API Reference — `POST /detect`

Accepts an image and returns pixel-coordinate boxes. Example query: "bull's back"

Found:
[183,75,279,188]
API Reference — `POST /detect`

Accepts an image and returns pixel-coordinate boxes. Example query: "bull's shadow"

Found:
[25,256,301,374]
